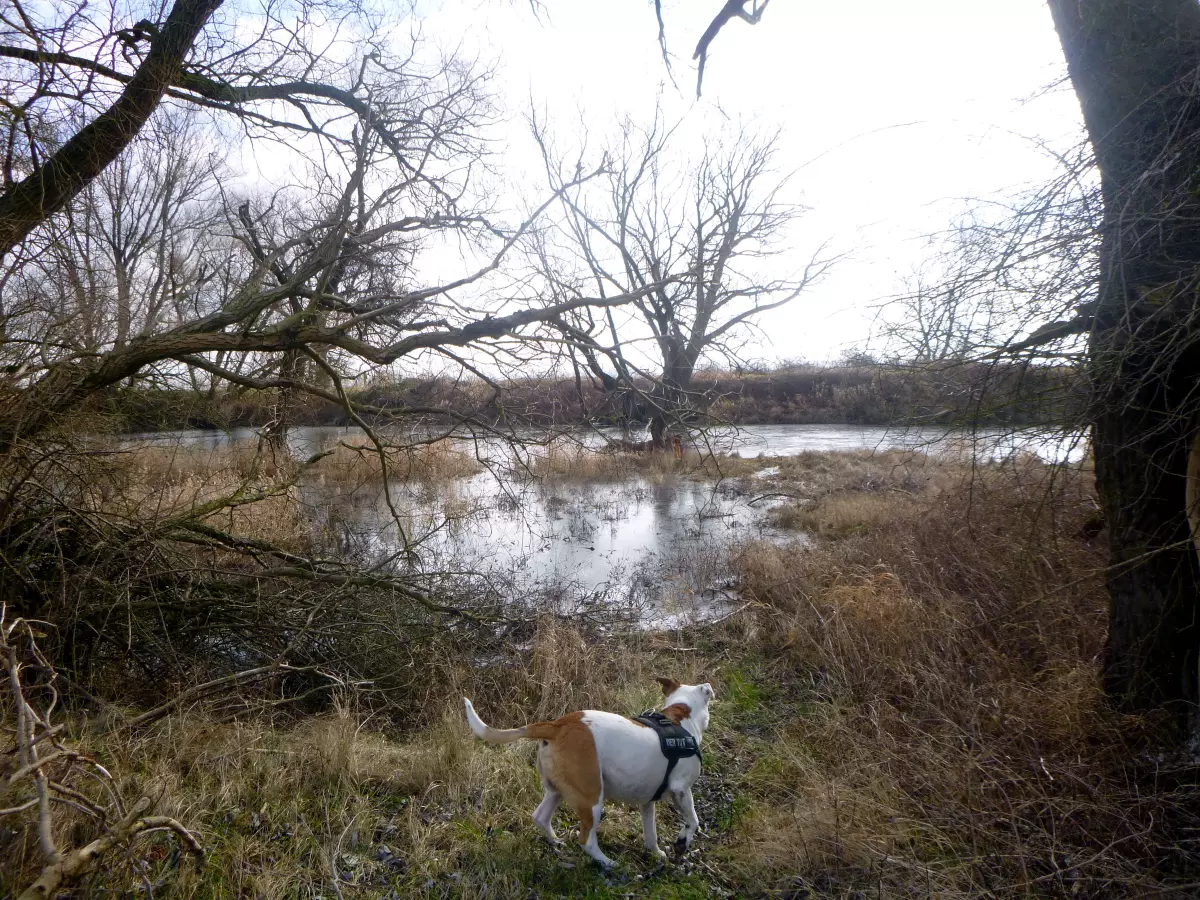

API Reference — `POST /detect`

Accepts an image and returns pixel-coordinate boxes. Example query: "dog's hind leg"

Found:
[538,716,612,866]
[640,802,667,860]
[531,788,562,844]
[576,794,614,868]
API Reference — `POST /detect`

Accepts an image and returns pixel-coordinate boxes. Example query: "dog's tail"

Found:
[464,697,555,745]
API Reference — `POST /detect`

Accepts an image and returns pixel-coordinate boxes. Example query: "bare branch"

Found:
[693,1,771,97]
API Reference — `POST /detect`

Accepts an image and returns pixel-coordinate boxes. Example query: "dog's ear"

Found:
[655,676,681,696]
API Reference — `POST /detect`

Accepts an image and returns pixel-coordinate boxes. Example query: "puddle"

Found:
[299,470,784,629]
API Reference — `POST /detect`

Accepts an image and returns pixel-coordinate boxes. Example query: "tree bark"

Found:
[0,0,223,259]
[1049,0,1200,720]
[648,351,694,449]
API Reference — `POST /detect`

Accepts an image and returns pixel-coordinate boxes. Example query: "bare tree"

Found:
[535,116,831,446]
[0,0,223,255]
[0,9,643,448]
[664,0,1200,730]
[0,6,662,718]
[651,0,772,97]
[879,141,1100,367]
[87,114,219,350]
[0,0,513,260]
[1038,1,1200,723]
[2,112,221,387]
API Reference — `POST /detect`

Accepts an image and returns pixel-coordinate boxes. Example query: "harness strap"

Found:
[634,711,702,801]
[653,755,679,802]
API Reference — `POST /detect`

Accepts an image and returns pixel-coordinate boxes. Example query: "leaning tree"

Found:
[0,0,660,690]
[0,0,649,445]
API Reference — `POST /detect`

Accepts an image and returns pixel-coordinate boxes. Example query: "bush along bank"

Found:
[94,361,1083,433]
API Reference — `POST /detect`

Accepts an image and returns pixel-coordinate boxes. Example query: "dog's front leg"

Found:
[671,789,699,854]
[640,802,667,860]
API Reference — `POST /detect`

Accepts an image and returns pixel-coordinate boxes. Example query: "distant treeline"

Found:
[96,362,1083,433]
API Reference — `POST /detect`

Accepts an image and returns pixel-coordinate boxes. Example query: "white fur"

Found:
[463,697,487,737]
[464,681,715,867]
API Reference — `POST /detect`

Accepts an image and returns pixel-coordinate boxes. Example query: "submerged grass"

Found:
[4,451,1197,898]
[86,437,483,550]
[118,436,482,490]
[524,438,789,483]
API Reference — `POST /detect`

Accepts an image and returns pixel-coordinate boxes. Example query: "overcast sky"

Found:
[413,0,1085,364]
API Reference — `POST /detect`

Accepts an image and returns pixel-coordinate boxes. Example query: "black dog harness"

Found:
[634,710,703,801]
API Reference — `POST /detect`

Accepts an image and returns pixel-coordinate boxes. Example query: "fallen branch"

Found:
[2,606,204,899]
[16,798,204,900]
[127,660,316,729]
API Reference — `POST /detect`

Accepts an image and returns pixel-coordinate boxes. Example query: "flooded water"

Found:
[709,423,1085,463]
[308,471,766,628]
[120,423,1083,628]
[123,422,1086,463]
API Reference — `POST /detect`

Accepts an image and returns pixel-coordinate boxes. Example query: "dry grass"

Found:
[525,439,779,483]
[86,437,481,549]
[117,437,481,489]
[744,450,958,535]
[4,451,1197,898]
[311,439,483,485]
[84,442,318,551]
[524,442,690,481]
[722,458,1191,897]
[9,622,714,900]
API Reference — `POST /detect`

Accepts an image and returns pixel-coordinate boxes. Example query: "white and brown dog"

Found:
[463,677,714,868]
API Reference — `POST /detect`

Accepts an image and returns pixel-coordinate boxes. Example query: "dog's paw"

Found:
[600,865,628,886]
[648,846,668,862]
[646,856,668,878]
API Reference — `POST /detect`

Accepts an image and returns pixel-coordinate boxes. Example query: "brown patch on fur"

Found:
[655,676,681,696]
[661,703,691,724]
[529,711,601,845]
[628,717,649,727]
[577,803,595,846]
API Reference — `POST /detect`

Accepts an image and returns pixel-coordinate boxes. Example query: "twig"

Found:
[127,661,315,728]
[746,492,803,505]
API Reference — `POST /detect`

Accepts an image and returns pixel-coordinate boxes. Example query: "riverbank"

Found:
[90,362,1080,433]
[5,450,1195,898]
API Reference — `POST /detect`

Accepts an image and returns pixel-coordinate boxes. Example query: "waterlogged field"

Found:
[111,424,1082,628]
[14,430,1192,900]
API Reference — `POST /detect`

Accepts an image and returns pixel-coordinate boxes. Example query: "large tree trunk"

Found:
[649,351,695,450]
[0,0,223,259]
[1049,0,1200,722]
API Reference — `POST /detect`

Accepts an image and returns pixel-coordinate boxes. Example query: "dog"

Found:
[463,677,714,868]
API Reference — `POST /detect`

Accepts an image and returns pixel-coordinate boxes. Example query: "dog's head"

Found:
[654,677,715,730]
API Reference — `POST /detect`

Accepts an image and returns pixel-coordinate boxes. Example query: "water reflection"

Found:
[299,468,769,629]
[122,422,1088,463]
[118,423,1085,627]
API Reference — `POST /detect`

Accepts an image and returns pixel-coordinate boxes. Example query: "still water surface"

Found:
[126,424,1083,627]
